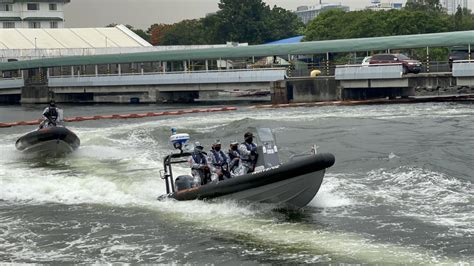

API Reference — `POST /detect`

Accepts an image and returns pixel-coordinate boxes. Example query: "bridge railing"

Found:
[452,60,474,77]
[0,77,24,90]
[335,63,403,80]
[47,68,288,87]
[48,67,288,79]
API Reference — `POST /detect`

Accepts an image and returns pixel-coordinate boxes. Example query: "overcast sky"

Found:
[64,0,411,30]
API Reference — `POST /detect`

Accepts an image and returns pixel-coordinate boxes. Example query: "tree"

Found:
[148,0,303,45]
[265,6,305,42]
[212,0,270,44]
[405,0,444,13]
[147,24,173,45]
[304,8,451,41]
[160,20,208,45]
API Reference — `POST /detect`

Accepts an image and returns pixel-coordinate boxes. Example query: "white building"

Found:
[366,0,404,11]
[442,0,469,14]
[0,0,70,29]
[295,3,350,24]
[0,24,248,62]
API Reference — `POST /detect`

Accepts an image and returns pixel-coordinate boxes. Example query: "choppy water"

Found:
[0,102,473,264]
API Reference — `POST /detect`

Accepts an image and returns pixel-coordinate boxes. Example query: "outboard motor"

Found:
[169,127,190,152]
[254,128,281,171]
[174,175,196,191]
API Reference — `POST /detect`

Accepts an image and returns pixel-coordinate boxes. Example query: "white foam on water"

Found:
[362,167,473,235]
[309,173,354,208]
[148,199,459,264]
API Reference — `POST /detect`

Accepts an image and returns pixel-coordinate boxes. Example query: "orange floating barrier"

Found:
[1,106,238,128]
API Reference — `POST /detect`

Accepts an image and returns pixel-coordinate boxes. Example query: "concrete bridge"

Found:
[0,68,287,103]
[272,61,474,103]
[2,62,474,104]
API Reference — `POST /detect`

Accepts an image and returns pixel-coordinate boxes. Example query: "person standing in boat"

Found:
[208,140,231,181]
[228,141,242,176]
[40,100,63,129]
[238,132,258,175]
[188,142,211,185]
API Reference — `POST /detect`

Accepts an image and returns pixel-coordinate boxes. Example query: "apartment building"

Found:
[0,0,70,29]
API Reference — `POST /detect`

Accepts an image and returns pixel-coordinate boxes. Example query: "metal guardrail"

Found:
[0,78,24,90]
[335,63,403,80]
[48,68,288,87]
[49,67,287,79]
[452,60,474,77]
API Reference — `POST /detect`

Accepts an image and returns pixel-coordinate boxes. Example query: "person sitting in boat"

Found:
[209,139,231,181]
[228,141,242,176]
[238,132,258,175]
[188,142,211,185]
[39,100,63,129]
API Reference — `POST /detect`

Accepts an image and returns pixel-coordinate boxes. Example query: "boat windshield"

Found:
[257,128,274,143]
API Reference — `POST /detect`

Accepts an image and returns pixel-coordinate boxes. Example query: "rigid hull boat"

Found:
[15,126,80,156]
[159,128,335,209]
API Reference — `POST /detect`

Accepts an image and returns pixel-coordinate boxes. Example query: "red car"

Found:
[369,54,422,74]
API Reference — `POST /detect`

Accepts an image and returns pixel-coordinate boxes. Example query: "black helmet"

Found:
[49,100,56,107]
[244,132,253,139]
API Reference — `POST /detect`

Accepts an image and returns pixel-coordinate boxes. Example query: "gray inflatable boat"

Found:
[15,126,80,156]
[158,128,335,209]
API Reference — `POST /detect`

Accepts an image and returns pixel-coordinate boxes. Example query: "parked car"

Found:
[369,53,421,74]
[448,49,473,71]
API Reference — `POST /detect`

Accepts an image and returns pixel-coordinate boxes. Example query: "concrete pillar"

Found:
[469,44,472,61]
[46,68,50,78]
[326,52,330,76]
[183,61,187,72]
[71,66,74,77]
[205,60,209,72]
[118,64,121,75]
[140,63,144,75]
[163,62,167,73]
[95,65,98,77]
[426,47,430,73]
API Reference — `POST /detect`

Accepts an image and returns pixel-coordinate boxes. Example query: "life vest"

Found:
[48,107,58,121]
[228,149,240,160]
[192,152,207,164]
[210,149,227,166]
[241,142,257,162]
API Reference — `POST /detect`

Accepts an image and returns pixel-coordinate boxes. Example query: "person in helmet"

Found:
[238,132,258,175]
[188,142,211,185]
[228,141,242,176]
[208,139,230,181]
[39,100,63,129]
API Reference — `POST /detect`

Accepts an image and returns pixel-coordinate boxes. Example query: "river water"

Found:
[0,102,473,264]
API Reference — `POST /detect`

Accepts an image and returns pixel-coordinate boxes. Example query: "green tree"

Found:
[213,0,270,44]
[405,0,444,13]
[161,19,208,45]
[264,6,305,42]
[304,8,451,41]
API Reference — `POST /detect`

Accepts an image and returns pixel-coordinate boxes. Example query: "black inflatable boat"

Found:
[15,126,80,156]
[158,128,335,209]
